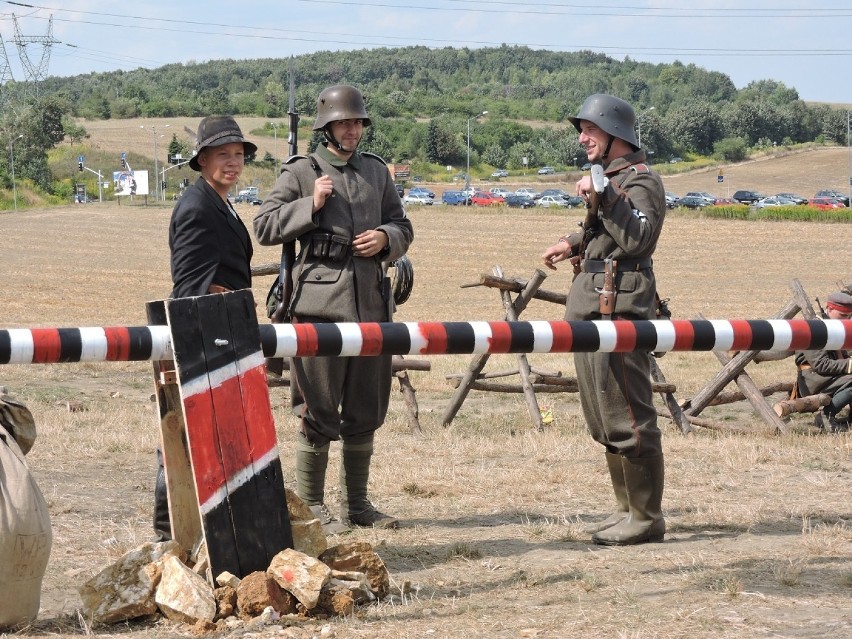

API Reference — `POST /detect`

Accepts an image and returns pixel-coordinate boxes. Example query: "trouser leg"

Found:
[339,432,398,529]
[153,447,171,542]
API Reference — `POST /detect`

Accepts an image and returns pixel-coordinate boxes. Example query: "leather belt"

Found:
[582,257,653,273]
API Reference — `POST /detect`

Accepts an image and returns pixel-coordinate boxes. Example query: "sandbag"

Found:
[0,420,52,629]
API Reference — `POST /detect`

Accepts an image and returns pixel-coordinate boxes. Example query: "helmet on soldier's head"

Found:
[568,94,639,150]
[313,85,372,130]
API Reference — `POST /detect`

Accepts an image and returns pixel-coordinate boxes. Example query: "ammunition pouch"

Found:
[307,232,350,262]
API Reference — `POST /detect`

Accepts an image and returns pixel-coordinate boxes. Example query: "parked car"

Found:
[814,190,849,207]
[562,194,584,207]
[677,195,711,209]
[537,166,555,175]
[537,195,570,208]
[395,183,404,198]
[441,190,470,206]
[684,191,716,204]
[581,162,593,171]
[732,190,766,205]
[665,192,680,208]
[539,188,569,199]
[408,186,435,199]
[808,196,846,210]
[514,187,539,199]
[491,169,509,178]
[489,187,512,199]
[504,194,536,209]
[471,191,504,206]
[775,192,807,205]
[753,196,795,209]
[669,157,683,164]
[403,193,433,206]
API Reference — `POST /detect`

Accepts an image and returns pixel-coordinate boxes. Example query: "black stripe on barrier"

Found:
[635,320,659,351]
[568,321,601,352]
[127,326,155,361]
[691,320,717,351]
[258,324,278,358]
[57,328,83,362]
[445,322,477,354]
[805,319,828,350]
[381,322,412,355]
[0,331,10,364]
[748,320,777,352]
[314,323,344,356]
[510,321,536,354]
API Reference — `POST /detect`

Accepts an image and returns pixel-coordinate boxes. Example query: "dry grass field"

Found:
[1,166,851,637]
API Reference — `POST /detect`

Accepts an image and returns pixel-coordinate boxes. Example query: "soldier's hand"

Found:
[353,229,388,258]
[541,242,570,271]
[312,175,334,212]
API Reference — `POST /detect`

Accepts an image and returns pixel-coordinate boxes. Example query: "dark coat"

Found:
[169,177,253,298]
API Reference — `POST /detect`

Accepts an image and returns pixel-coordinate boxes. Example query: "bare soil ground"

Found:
[1,177,850,637]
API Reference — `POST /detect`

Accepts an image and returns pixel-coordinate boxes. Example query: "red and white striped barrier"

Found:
[1,319,850,364]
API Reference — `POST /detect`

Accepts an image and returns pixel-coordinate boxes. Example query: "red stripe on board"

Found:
[613,321,637,352]
[840,320,852,349]
[293,323,319,357]
[416,322,449,354]
[787,320,814,351]
[671,320,696,351]
[103,326,130,361]
[182,390,225,507]
[549,321,574,353]
[729,320,753,351]
[487,321,514,353]
[240,364,278,461]
[210,375,256,485]
[359,323,384,356]
[30,328,62,363]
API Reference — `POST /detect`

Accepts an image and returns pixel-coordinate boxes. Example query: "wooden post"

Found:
[773,393,831,417]
[648,355,692,435]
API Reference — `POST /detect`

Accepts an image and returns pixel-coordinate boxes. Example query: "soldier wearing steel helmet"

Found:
[541,94,667,546]
[254,85,413,533]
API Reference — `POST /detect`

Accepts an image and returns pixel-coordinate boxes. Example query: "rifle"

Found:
[815,297,827,319]
[268,57,299,326]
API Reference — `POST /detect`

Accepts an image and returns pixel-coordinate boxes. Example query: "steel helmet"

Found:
[568,94,639,149]
[313,85,372,130]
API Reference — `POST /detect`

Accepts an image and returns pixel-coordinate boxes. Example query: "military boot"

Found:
[582,452,629,534]
[153,448,172,542]
[295,431,349,535]
[340,433,399,529]
[592,455,665,546]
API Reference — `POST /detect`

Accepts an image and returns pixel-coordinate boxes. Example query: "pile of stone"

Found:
[78,490,391,630]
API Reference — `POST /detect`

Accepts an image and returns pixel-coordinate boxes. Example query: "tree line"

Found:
[1,46,848,198]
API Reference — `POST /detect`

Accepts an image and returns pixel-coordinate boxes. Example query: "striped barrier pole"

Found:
[1,319,850,364]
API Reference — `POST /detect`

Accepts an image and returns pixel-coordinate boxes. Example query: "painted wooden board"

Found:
[146,300,202,552]
[164,290,293,578]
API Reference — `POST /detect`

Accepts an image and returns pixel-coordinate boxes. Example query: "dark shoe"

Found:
[345,504,399,529]
[827,415,849,433]
[309,503,350,535]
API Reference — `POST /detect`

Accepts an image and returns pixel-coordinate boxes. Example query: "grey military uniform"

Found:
[565,150,666,457]
[253,144,414,443]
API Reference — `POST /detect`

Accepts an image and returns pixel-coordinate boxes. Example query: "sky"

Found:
[1,0,851,105]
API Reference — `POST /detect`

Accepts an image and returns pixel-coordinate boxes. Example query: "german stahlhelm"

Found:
[313,85,372,130]
[568,94,639,150]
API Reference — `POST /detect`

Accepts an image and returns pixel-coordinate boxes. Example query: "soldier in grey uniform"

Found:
[794,290,852,433]
[254,85,413,532]
[541,94,667,546]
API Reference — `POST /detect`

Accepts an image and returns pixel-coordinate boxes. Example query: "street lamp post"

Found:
[270,122,281,177]
[636,106,655,149]
[141,124,170,201]
[9,134,23,212]
[465,110,487,191]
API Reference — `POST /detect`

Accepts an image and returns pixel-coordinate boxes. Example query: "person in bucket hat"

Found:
[152,116,257,541]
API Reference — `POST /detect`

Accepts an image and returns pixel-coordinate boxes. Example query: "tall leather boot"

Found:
[592,455,665,546]
[153,448,172,542]
[582,452,629,534]
[340,433,398,529]
[295,431,348,535]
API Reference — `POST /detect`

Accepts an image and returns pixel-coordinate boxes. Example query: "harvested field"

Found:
[0,194,850,637]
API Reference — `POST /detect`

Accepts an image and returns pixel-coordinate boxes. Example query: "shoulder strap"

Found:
[361,151,388,166]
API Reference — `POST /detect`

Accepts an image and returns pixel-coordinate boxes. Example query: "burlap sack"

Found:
[0,422,53,629]
[0,395,37,455]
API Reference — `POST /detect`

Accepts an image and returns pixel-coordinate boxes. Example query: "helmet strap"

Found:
[323,127,344,152]
[603,135,615,161]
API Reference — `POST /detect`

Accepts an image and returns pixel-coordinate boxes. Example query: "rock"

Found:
[78,540,183,624]
[216,571,240,590]
[316,583,354,616]
[213,585,237,621]
[154,555,216,624]
[236,571,298,618]
[268,548,332,610]
[285,488,328,557]
[327,575,375,605]
[319,542,390,600]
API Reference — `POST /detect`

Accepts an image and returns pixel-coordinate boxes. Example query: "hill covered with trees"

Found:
[1,46,849,201]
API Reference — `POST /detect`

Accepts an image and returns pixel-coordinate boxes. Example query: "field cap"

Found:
[826,291,852,314]
[189,115,257,171]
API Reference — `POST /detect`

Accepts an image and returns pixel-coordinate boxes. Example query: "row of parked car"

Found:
[667,189,850,210]
[401,185,586,209]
